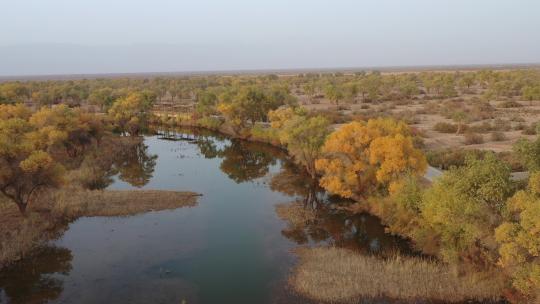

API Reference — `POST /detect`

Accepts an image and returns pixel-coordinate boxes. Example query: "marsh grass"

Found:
[52,188,200,219]
[290,247,504,303]
[0,214,53,268]
[0,189,200,269]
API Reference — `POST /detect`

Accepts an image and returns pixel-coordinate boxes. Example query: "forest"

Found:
[2,68,540,303]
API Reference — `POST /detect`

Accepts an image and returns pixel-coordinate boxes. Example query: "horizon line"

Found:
[1,62,540,82]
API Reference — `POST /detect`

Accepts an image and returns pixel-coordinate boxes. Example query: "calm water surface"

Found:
[0,129,410,304]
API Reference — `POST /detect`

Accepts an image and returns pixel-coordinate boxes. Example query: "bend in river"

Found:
[0,128,412,304]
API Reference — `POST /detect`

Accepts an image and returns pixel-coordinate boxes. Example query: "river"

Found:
[0,128,412,304]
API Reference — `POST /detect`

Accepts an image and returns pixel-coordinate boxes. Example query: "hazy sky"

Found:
[1,0,539,76]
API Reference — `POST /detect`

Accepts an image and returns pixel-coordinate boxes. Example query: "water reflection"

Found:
[0,128,414,304]
[269,161,411,255]
[0,246,72,304]
[78,138,157,189]
[269,161,324,208]
[113,140,157,187]
[157,127,412,255]
[219,140,278,183]
[180,127,282,183]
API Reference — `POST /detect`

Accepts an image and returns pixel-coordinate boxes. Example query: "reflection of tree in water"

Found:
[0,246,72,304]
[76,137,157,189]
[114,140,157,187]
[195,135,222,159]
[271,161,411,255]
[156,127,285,183]
[219,140,278,183]
[277,200,411,255]
[192,133,283,183]
[183,128,411,255]
[270,161,324,208]
[158,128,411,255]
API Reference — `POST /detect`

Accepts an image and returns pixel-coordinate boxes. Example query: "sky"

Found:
[1,0,539,76]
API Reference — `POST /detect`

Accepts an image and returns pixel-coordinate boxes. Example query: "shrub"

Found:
[490,131,506,142]
[515,123,526,131]
[309,109,348,124]
[433,122,458,133]
[422,102,440,114]
[469,102,495,121]
[498,100,522,108]
[196,116,223,130]
[469,121,493,133]
[509,114,526,122]
[427,149,485,170]
[493,118,512,131]
[393,110,419,125]
[522,124,537,135]
[249,124,279,144]
[498,151,527,172]
[463,132,484,145]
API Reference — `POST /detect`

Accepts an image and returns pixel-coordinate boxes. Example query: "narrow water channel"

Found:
[0,128,411,304]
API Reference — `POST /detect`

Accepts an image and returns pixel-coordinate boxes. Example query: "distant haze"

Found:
[1,0,539,76]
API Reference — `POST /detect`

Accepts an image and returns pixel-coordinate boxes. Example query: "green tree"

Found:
[522,85,540,102]
[398,79,419,100]
[496,172,540,300]
[217,86,289,134]
[88,87,115,111]
[108,92,154,136]
[303,83,316,103]
[324,84,344,105]
[451,111,468,134]
[0,106,67,214]
[458,73,475,91]
[513,137,540,172]
[278,114,330,177]
[195,90,218,116]
[421,153,514,262]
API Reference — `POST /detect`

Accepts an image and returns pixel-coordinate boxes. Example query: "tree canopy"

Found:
[315,118,426,199]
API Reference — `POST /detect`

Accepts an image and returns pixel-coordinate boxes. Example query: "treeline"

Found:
[0,102,157,215]
[368,143,540,302]
[2,68,540,302]
[150,72,540,302]
[1,69,540,109]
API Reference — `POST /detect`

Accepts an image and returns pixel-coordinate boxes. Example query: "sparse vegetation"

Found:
[491,131,507,142]
[2,67,540,302]
[433,122,459,133]
[463,132,484,145]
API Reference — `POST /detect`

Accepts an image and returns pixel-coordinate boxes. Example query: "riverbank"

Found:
[157,122,516,303]
[0,189,200,270]
[290,247,505,303]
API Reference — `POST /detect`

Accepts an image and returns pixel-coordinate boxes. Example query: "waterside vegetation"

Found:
[1,68,540,302]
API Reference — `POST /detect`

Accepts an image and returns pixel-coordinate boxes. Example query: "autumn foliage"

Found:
[315,118,426,199]
[496,172,540,299]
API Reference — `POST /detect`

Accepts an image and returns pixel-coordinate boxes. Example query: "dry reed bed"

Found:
[290,247,504,303]
[1,189,200,269]
[52,189,200,218]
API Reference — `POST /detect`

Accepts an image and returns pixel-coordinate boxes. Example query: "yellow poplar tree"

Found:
[315,118,426,199]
